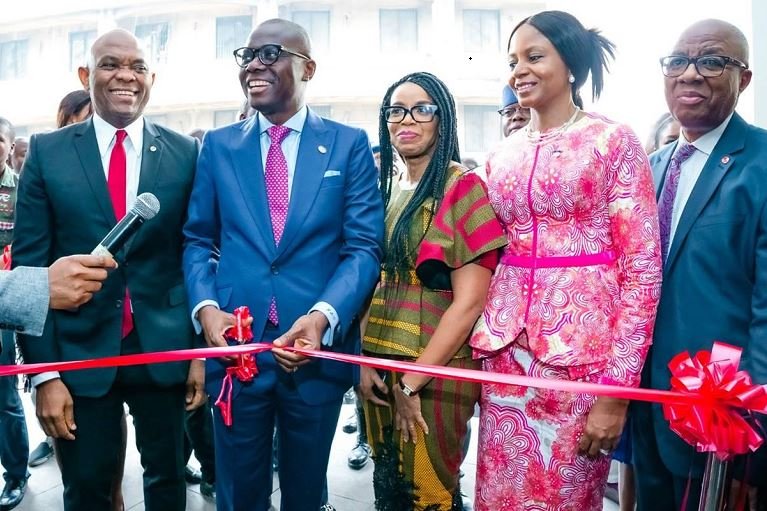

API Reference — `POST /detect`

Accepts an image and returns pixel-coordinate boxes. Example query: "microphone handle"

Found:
[91,213,145,258]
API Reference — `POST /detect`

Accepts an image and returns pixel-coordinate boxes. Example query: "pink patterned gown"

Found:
[470,112,662,510]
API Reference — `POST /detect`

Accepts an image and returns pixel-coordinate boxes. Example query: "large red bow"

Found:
[214,306,258,427]
[663,342,767,460]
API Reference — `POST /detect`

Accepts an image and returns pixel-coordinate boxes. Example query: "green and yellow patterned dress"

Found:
[363,163,507,511]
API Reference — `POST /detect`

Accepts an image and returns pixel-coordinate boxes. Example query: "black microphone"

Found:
[92,193,160,258]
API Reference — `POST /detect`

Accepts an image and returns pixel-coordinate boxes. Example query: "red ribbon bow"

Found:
[663,342,767,460]
[214,306,258,427]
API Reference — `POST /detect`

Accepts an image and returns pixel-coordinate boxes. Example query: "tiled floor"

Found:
[14,399,619,510]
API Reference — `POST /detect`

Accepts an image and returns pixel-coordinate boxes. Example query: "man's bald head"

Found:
[676,19,749,64]
[258,19,312,56]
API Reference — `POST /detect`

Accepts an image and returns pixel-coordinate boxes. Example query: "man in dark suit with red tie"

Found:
[12,29,204,511]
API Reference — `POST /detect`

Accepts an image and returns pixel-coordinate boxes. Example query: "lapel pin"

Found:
[318,145,327,154]
[721,155,730,164]
[149,145,157,152]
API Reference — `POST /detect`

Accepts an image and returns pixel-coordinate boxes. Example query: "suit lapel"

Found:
[276,110,333,257]
[665,115,746,271]
[652,144,675,199]
[73,120,115,225]
[125,120,162,255]
[230,116,275,251]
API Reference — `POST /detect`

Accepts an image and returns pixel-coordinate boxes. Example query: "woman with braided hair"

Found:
[359,71,506,511]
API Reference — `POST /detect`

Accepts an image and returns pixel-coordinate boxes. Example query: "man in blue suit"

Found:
[633,19,767,510]
[183,18,383,511]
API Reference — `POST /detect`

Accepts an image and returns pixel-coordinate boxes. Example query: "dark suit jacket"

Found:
[183,108,384,406]
[12,118,200,398]
[645,113,767,477]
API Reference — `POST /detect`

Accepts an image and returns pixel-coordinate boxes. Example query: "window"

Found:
[69,30,96,70]
[135,22,169,64]
[214,110,238,127]
[216,15,252,60]
[292,11,330,54]
[0,40,28,80]
[464,105,501,152]
[379,9,417,52]
[463,10,500,53]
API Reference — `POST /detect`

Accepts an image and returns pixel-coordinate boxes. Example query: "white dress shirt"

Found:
[33,114,146,388]
[192,107,339,346]
[667,113,734,249]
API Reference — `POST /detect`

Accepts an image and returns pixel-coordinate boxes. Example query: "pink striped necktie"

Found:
[264,125,291,325]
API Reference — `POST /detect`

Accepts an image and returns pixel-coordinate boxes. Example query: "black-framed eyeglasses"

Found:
[233,44,310,68]
[660,55,749,78]
[382,105,439,123]
[497,105,529,118]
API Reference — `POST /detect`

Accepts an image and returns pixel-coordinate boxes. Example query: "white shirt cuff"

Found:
[31,372,60,388]
[192,300,219,334]
[310,301,339,347]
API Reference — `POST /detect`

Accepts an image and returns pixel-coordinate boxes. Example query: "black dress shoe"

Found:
[0,478,27,511]
[184,465,202,485]
[346,441,371,470]
[200,480,216,500]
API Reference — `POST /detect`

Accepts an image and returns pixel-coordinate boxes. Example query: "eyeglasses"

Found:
[659,55,749,78]
[497,105,529,118]
[233,44,310,68]
[382,105,439,123]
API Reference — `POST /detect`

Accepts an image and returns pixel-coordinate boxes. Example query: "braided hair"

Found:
[378,72,460,283]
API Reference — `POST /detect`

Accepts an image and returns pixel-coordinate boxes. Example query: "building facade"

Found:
[0,0,545,160]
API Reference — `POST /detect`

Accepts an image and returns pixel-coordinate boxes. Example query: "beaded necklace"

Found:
[525,107,581,143]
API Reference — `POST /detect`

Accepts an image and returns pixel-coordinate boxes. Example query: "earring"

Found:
[568,74,575,84]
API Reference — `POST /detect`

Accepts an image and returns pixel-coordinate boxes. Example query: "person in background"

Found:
[644,112,681,154]
[360,71,506,511]
[56,90,93,128]
[0,116,30,511]
[498,84,531,138]
[470,11,661,510]
[9,138,27,176]
[633,19,767,510]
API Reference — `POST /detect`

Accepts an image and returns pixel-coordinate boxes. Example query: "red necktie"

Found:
[107,129,134,338]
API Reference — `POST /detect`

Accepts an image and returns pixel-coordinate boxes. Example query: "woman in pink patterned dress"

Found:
[469,11,662,510]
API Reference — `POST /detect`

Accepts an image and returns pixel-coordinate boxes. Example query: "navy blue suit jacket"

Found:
[183,108,384,405]
[645,113,767,477]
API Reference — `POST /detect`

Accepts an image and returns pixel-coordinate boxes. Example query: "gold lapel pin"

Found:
[721,155,730,164]
[318,145,327,154]
[149,145,157,152]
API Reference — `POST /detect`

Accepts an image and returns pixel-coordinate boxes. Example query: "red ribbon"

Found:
[663,341,767,460]
[214,306,258,426]
[2,336,765,459]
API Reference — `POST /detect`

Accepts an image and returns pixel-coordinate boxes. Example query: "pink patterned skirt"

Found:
[475,336,611,510]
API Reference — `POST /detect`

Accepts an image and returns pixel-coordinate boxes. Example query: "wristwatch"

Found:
[398,379,419,397]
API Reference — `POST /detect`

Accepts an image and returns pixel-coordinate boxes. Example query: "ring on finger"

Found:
[599,448,611,455]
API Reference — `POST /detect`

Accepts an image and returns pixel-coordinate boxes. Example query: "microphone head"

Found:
[133,193,160,220]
